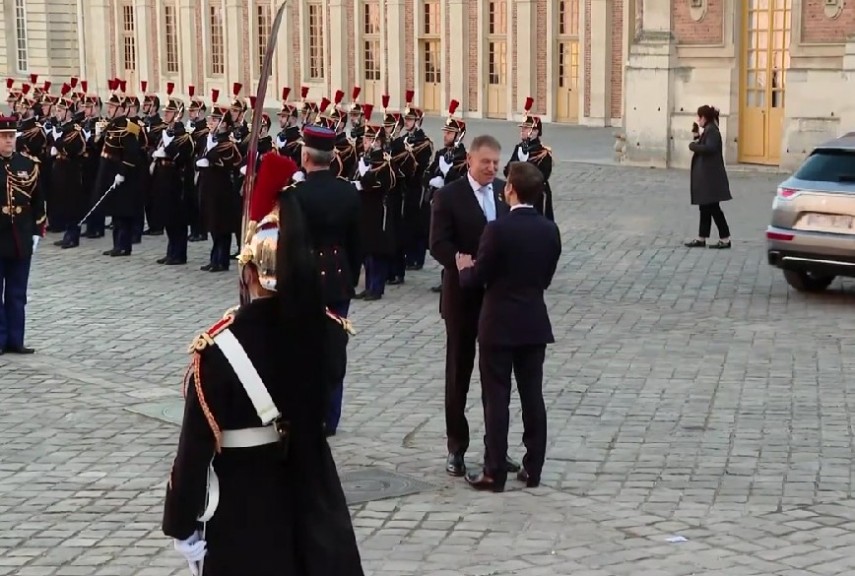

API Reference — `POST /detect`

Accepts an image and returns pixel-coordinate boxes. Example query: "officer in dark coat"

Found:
[381,101,416,286]
[287,124,361,436]
[186,85,209,243]
[123,88,150,244]
[163,175,364,576]
[81,89,106,239]
[47,86,87,249]
[352,105,397,301]
[15,84,46,164]
[401,93,434,270]
[347,87,365,150]
[275,88,302,167]
[329,104,357,179]
[152,90,195,265]
[197,93,242,272]
[0,115,44,355]
[142,81,167,236]
[503,97,554,221]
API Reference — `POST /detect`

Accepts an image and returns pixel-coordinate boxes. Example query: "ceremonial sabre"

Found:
[77,180,119,228]
[239,0,289,305]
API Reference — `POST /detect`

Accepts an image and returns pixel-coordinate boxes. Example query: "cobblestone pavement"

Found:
[4,157,855,576]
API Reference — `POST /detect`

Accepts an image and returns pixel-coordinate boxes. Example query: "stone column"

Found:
[328,0,349,96]
[840,37,855,135]
[87,0,113,93]
[620,0,676,167]
[385,0,406,106]
[515,0,536,119]
[177,0,199,97]
[447,0,467,111]
[135,0,155,90]
[587,0,613,125]
[224,0,245,90]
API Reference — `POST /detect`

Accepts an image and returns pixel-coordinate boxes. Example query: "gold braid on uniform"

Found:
[326,308,357,335]
[529,147,551,164]
[183,308,238,453]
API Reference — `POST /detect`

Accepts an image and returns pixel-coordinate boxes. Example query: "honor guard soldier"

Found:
[381,95,416,286]
[149,84,195,266]
[504,97,554,221]
[299,86,319,127]
[15,84,46,163]
[229,83,249,153]
[401,90,434,271]
[274,87,302,167]
[48,84,87,249]
[162,161,364,575]
[348,86,366,150]
[239,99,275,180]
[80,84,105,238]
[287,124,361,435]
[197,90,242,272]
[186,85,209,243]
[352,105,397,301]
[121,82,150,244]
[142,80,167,236]
[93,79,143,257]
[0,115,44,355]
[5,79,22,117]
[327,90,358,179]
[36,80,56,130]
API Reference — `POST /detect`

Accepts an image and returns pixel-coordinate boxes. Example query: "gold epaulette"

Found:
[125,121,141,136]
[20,151,41,164]
[187,309,236,354]
[326,308,356,335]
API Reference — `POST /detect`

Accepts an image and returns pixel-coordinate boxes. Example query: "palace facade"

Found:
[1,0,854,169]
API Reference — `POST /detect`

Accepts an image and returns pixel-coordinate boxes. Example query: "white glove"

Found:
[205,134,216,152]
[292,171,305,183]
[275,135,286,149]
[15,131,21,139]
[196,158,210,168]
[173,531,207,576]
[428,176,444,189]
[152,148,166,159]
[82,129,92,141]
[161,132,175,147]
[50,146,58,157]
[113,174,125,186]
[353,181,363,191]
[357,158,369,177]
[95,125,103,138]
[438,155,451,176]
[52,128,62,141]
[32,235,40,252]
[518,149,529,163]
[239,165,247,176]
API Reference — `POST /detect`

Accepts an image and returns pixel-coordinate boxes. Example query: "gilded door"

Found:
[485,0,507,119]
[362,1,382,109]
[555,0,580,123]
[421,40,441,112]
[739,0,792,165]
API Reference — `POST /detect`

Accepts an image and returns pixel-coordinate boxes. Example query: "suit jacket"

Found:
[429,175,509,320]
[459,206,561,347]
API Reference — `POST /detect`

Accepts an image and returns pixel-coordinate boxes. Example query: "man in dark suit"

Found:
[429,134,519,477]
[287,124,362,436]
[456,161,562,492]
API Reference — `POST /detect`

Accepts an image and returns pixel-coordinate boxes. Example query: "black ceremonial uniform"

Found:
[188,118,209,241]
[504,138,554,221]
[386,135,417,284]
[162,300,365,576]
[197,132,242,271]
[151,123,195,265]
[0,149,44,354]
[48,120,87,248]
[80,117,103,237]
[331,132,357,179]
[94,116,143,256]
[127,115,150,242]
[403,129,434,269]
[277,125,302,167]
[144,114,167,234]
[354,149,397,300]
[16,117,47,162]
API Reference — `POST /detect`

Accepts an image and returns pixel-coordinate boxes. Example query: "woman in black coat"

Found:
[684,105,732,249]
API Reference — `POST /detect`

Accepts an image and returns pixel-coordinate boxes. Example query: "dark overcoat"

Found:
[688,122,732,206]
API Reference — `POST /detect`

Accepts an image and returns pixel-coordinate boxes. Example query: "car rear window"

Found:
[794,149,855,183]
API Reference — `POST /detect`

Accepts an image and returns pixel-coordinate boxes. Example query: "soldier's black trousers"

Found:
[165,225,188,262]
[112,217,134,253]
[210,234,231,269]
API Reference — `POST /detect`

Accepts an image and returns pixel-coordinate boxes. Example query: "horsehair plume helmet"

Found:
[381,94,390,112]
[362,104,374,123]
[280,87,290,103]
[70,77,79,89]
[333,89,344,107]
[351,86,361,102]
[6,78,13,90]
[300,86,309,100]
[319,97,331,115]
[22,83,31,95]
[42,80,52,93]
[81,80,88,93]
[249,95,257,109]
[166,82,175,96]
[187,85,195,98]
[403,88,415,115]
[141,80,148,94]
[60,83,71,97]
[523,96,534,114]
[232,82,242,97]
[29,73,38,85]
[119,79,127,93]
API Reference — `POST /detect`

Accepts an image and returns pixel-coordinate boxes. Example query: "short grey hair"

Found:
[470,134,501,153]
[302,146,334,166]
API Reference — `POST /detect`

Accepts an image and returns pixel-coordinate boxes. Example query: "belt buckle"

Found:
[273,418,291,459]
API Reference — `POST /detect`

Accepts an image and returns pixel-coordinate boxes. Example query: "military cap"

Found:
[302,124,336,152]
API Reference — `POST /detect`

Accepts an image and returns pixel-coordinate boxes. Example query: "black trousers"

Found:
[698,202,730,239]
[444,305,480,455]
[479,344,547,484]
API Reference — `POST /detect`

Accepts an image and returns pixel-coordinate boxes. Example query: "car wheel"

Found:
[783,270,835,293]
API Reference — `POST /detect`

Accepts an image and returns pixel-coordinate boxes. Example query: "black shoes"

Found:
[2,345,35,355]
[446,453,466,477]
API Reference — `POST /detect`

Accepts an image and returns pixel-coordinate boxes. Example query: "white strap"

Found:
[220,426,279,448]
[197,460,219,523]
[213,329,281,425]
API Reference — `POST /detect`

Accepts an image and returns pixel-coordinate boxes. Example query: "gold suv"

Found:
[767,133,855,292]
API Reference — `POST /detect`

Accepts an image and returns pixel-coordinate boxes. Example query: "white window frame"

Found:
[14,0,29,73]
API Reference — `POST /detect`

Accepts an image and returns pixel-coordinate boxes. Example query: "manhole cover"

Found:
[340,467,436,505]
[125,400,185,425]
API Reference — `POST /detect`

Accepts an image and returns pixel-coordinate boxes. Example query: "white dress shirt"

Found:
[467,172,497,222]
[510,203,534,211]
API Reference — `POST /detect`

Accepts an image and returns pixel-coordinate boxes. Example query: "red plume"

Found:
[333,90,344,105]
[405,89,414,104]
[281,87,291,101]
[319,97,331,113]
[70,77,79,88]
[21,84,31,95]
[43,81,51,92]
[351,86,361,101]
[81,80,88,93]
[448,99,460,116]
[381,94,390,110]
[119,80,127,93]
[250,153,298,221]
[29,74,38,85]
[232,82,242,97]
[187,85,195,97]
[362,104,374,122]
[211,89,220,102]
[249,96,257,109]
[140,80,148,93]
[5,78,13,90]
[300,86,309,99]
[60,83,71,97]
[166,82,175,95]
[523,96,534,112]
[108,79,116,91]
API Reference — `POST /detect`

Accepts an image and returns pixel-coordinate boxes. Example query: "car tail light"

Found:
[766,231,795,241]
[777,187,800,199]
